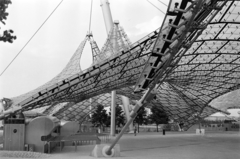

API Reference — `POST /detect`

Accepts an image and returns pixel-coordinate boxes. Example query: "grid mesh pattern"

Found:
[1,0,239,130]
[52,93,124,122]
[38,24,134,122]
[9,37,88,105]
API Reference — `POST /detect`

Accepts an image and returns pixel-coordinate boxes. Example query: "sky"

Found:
[0,0,239,117]
[0,0,167,98]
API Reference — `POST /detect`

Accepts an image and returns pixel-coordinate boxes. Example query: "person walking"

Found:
[134,125,137,136]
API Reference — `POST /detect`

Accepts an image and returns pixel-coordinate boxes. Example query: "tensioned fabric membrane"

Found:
[1,0,240,130]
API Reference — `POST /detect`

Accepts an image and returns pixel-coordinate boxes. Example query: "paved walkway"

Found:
[0,131,239,159]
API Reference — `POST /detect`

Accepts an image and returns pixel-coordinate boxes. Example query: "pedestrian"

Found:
[134,125,137,136]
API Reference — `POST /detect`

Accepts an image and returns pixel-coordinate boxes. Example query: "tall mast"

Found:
[100,0,134,135]
[100,0,116,136]
[100,0,114,34]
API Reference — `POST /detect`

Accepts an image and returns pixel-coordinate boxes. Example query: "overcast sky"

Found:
[0,0,239,117]
[0,0,168,98]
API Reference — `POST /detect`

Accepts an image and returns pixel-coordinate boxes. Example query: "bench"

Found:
[47,134,101,153]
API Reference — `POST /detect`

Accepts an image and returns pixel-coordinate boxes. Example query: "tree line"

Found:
[89,104,169,133]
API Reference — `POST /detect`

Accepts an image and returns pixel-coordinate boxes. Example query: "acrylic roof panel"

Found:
[48,0,239,129]
[146,82,223,129]
[19,23,137,122]
[11,28,154,109]
[50,93,124,122]
[7,37,87,107]
[166,0,240,112]
[1,0,240,130]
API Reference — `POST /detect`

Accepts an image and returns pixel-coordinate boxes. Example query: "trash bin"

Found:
[163,129,165,135]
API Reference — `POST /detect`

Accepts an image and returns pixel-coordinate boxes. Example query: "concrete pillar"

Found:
[110,91,116,136]
[89,98,92,118]
[121,96,134,133]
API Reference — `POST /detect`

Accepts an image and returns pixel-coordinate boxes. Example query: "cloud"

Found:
[135,16,163,35]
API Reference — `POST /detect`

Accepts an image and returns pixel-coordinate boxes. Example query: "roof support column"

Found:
[100,0,133,135]
[110,90,116,136]
[121,96,134,133]
[100,0,116,136]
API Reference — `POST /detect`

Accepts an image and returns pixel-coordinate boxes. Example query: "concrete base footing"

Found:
[90,144,120,158]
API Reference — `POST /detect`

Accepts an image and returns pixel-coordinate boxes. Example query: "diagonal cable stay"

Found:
[0,0,64,77]
[146,0,166,14]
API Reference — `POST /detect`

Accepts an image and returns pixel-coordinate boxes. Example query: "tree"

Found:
[0,0,16,43]
[134,106,148,133]
[149,106,169,132]
[107,105,126,129]
[115,105,125,128]
[90,104,108,131]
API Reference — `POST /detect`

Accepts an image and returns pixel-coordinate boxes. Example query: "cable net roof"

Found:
[166,0,240,111]
[51,93,124,122]
[7,37,88,107]
[43,23,134,122]
[1,0,240,130]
